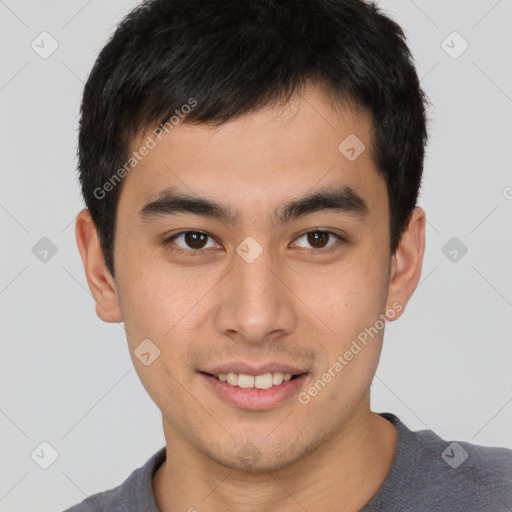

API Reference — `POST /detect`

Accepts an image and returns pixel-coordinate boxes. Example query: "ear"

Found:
[75,209,123,323]
[385,207,426,321]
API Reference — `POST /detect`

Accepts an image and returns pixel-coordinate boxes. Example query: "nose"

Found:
[213,244,298,344]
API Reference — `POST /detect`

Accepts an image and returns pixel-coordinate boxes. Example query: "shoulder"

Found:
[375,413,512,511]
[61,485,124,512]
[413,428,512,510]
[60,447,166,512]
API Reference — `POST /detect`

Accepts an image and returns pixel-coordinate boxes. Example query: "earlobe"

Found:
[385,207,426,321]
[75,209,123,323]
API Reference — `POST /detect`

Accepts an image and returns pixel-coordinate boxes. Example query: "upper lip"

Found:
[200,362,308,376]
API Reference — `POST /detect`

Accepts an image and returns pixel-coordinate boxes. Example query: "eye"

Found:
[165,231,221,255]
[163,229,345,257]
[292,230,344,252]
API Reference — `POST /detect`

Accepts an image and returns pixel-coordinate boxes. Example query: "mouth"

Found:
[200,371,303,389]
[198,370,309,410]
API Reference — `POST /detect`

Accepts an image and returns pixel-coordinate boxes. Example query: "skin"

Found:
[76,82,425,512]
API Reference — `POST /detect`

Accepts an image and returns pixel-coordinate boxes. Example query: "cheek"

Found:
[116,253,220,366]
[115,240,180,332]
[302,256,387,333]
[116,265,197,407]
[300,255,389,390]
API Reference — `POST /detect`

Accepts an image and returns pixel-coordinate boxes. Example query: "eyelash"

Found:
[163,229,346,257]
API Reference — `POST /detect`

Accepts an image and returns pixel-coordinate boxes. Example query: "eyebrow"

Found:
[139,184,369,225]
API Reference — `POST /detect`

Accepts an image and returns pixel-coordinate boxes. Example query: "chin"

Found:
[204,434,317,473]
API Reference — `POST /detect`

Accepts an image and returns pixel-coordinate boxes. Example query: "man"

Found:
[66,0,512,510]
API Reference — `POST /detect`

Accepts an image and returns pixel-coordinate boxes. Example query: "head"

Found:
[76,0,427,472]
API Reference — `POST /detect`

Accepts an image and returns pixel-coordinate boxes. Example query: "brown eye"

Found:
[166,231,219,253]
[293,230,343,251]
[307,231,330,249]
[183,232,208,249]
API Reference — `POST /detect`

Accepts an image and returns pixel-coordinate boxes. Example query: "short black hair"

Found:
[78,0,428,278]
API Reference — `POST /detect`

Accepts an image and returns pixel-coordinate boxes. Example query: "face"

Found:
[86,84,414,472]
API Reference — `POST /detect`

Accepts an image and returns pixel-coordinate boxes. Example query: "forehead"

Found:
[118,84,387,224]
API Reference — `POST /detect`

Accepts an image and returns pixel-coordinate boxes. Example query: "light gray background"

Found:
[1,0,511,510]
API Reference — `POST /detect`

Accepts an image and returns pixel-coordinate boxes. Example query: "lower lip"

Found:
[199,372,308,411]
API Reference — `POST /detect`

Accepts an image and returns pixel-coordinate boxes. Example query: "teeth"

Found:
[254,373,273,389]
[272,372,284,386]
[238,374,255,388]
[215,371,298,389]
[226,372,238,386]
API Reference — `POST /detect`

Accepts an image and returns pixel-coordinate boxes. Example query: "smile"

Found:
[199,371,308,410]
[213,371,296,389]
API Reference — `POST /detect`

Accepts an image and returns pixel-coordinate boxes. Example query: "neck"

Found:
[153,399,397,512]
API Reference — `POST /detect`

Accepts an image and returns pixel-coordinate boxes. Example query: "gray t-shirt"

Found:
[62,412,512,511]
